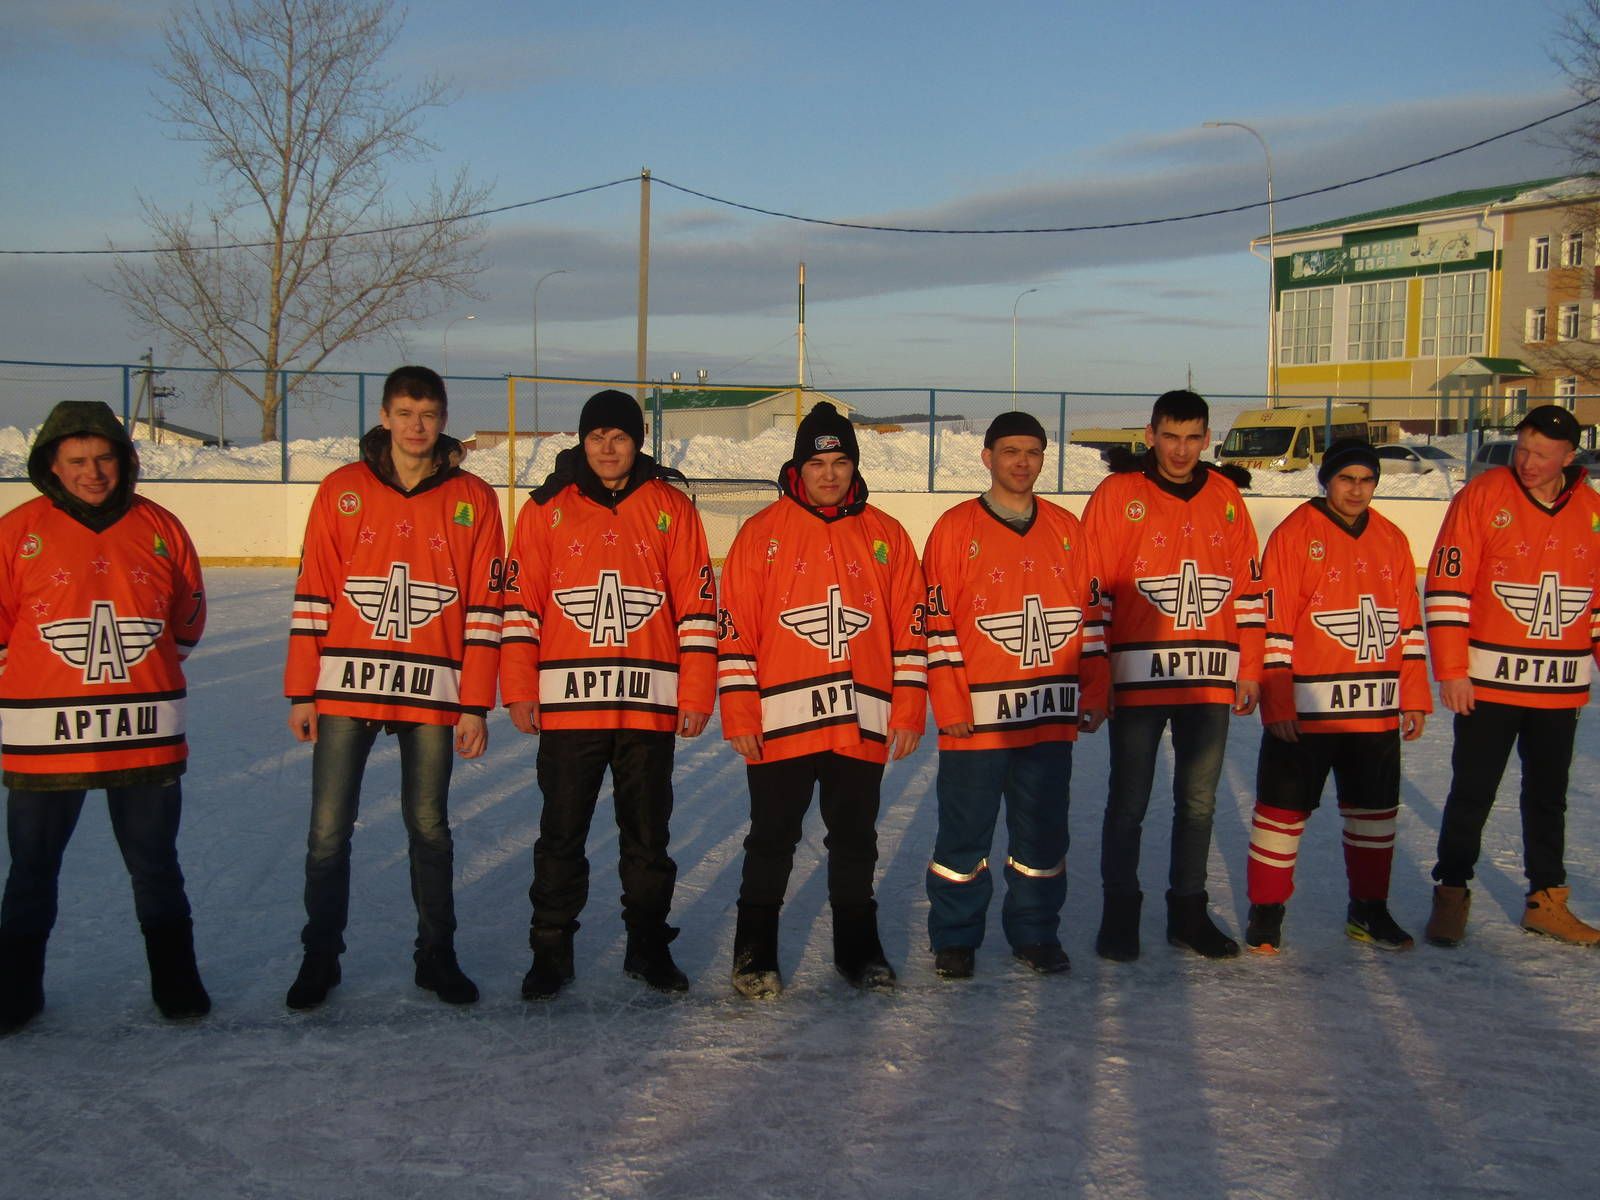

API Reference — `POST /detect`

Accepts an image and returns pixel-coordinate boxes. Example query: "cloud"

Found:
[0,0,166,52]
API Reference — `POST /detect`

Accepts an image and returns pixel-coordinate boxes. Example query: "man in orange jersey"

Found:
[502,390,716,1000]
[285,366,504,1010]
[0,402,210,1033]
[718,402,927,997]
[922,412,1108,979]
[1079,389,1263,962]
[1424,405,1600,947]
[1243,439,1430,954]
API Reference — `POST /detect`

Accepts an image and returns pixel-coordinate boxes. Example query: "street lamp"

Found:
[441,313,476,376]
[1203,120,1276,406]
[532,268,570,443]
[1011,287,1039,407]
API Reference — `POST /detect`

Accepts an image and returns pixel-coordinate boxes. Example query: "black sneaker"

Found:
[414,947,480,1005]
[624,928,689,993]
[1346,899,1414,951]
[933,946,975,979]
[1245,903,1286,955]
[286,949,341,1011]
[1013,943,1071,975]
[1166,891,1240,959]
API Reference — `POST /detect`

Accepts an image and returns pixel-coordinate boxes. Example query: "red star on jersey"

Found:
[31,600,50,618]
[1325,567,1342,583]
[846,560,862,577]
[1151,531,1168,548]
[1354,559,1367,574]
[428,534,447,552]
[51,568,70,585]
[602,529,620,546]
[654,572,665,585]
[793,559,807,574]
[862,591,877,608]
[358,527,376,544]
[447,567,457,581]
[395,520,413,538]
[1181,522,1194,538]
[1379,564,1393,581]
[1051,564,1066,579]
[568,539,586,557]
[989,567,1006,584]
[1020,558,1035,573]
[1516,541,1531,557]
[1493,560,1509,576]
[971,595,986,612]
[1575,544,1589,559]
[550,568,565,583]
[1133,558,1148,572]
[1310,592,1324,606]
[824,546,835,561]
[1209,531,1224,547]
[130,566,152,585]
[635,541,653,558]
[1547,537,1560,550]
[91,556,110,574]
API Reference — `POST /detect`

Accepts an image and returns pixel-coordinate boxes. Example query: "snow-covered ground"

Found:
[2,569,1598,1199]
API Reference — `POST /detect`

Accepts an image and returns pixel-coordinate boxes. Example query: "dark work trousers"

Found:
[531,728,677,939]
[738,750,884,915]
[1434,701,1579,892]
[3,781,191,940]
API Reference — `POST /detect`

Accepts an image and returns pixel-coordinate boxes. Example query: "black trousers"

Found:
[531,728,677,938]
[1256,728,1401,814]
[738,751,884,914]
[1434,702,1579,892]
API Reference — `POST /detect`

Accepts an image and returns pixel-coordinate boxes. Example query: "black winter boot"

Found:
[522,926,576,1002]
[142,919,211,1020]
[1166,890,1240,959]
[833,904,896,991]
[1095,891,1143,962]
[414,944,479,1005]
[624,925,689,993]
[286,948,341,1011]
[0,933,47,1035]
[731,904,782,1000]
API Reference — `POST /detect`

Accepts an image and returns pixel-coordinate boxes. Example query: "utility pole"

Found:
[636,168,651,404]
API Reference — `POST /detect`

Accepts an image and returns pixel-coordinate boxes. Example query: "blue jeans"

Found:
[300,716,457,954]
[927,741,1072,951]
[3,781,191,939]
[1102,703,1229,898]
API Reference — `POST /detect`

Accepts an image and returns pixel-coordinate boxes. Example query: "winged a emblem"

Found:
[554,570,665,647]
[976,596,1083,667]
[1492,573,1591,640]
[780,585,871,661]
[344,563,458,642]
[1134,560,1232,630]
[39,601,165,683]
[1310,596,1400,663]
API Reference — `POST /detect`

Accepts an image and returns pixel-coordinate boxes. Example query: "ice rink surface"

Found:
[2,568,1597,1199]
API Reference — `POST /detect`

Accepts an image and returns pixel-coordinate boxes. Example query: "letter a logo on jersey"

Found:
[554,570,665,647]
[1311,594,1400,663]
[976,595,1083,667]
[39,601,165,683]
[344,563,459,642]
[1493,571,1590,640]
[780,585,871,661]
[1135,560,1231,630]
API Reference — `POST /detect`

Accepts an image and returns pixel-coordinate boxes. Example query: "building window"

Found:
[1560,303,1581,341]
[1557,377,1578,402]
[1507,386,1530,405]
[1527,306,1548,343]
[1530,235,1551,271]
[1421,271,1487,356]
[1279,287,1334,365]
[1347,280,1406,360]
[1562,231,1585,268]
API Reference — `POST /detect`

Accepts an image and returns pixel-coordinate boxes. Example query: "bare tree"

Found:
[109,0,488,440]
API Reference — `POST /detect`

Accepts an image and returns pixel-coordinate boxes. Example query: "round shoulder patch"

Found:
[337,491,361,516]
[1308,540,1325,561]
[18,533,42,559]
[550,507,563,529]
[1125,500,1146,522]
[967,539,980,559]
[1492,509,1513,529]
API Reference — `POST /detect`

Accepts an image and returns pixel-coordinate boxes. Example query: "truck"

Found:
[1068,427,1148,462]
[1215,405,1369,472]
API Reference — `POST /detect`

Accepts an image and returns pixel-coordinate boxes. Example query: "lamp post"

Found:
[1203,120,1276,406]
[1011,287,1039,407]
[532,269,570,445]
[441,313,476,377]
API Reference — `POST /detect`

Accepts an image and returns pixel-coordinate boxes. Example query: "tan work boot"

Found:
[1522,887,1600,946]
[1425,885,1470,947]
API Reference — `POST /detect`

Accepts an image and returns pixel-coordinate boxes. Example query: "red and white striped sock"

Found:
[1247,805,1306,905]
[1341,805,1397,901]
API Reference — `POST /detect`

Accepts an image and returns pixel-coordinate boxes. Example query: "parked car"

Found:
[1374,443,1467,478]
[1474,439,1516,467]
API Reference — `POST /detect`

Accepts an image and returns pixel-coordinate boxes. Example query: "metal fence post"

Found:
[357,373,366,436]
[1057,392,1067,493]
[280,374,290,483]
[927,389,937,493]
[121,365,131,427]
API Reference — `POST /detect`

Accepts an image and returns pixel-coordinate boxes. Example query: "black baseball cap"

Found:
[1515,404,1582,448]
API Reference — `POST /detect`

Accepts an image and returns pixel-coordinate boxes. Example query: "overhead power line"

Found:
[3,95,1597,256]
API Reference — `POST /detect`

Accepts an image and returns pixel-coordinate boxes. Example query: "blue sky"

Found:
[0,0,1588,413]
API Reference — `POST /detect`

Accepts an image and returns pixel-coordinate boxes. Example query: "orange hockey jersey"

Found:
[1,496,205,787]
[1258,499,1430,733]
[717,479,927,764]
[499,468,716,733]
[1079,459,1263,707]
[923,496,1109,750]
[285,449,504,724]
[1425,465,1600,709]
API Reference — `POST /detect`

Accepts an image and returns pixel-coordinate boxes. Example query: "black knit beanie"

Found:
[793,401,859,464]
[984,411,1048,449]
[579,389,645,447]
[1317,437,1381,487]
